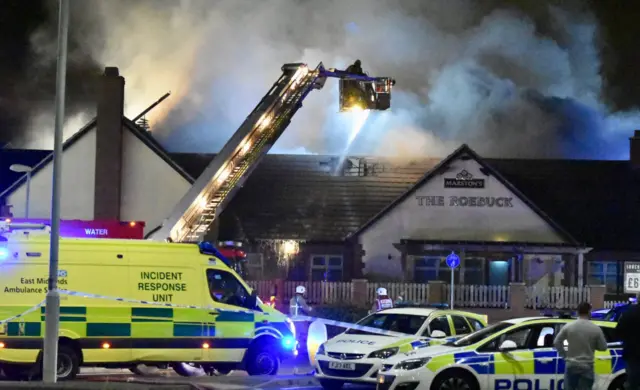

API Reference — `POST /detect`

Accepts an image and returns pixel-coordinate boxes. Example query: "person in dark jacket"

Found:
[616,302,640,390]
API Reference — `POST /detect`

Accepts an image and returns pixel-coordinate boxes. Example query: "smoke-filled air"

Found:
[20,0,640,159]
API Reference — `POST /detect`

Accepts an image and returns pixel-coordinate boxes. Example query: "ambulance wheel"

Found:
[172,362,206,377]
[319,379,344,389]
[53,344,80,381]
[245,343,280,376]
[431,369,478,390]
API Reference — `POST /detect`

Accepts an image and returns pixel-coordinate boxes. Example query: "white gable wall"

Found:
[6,129,96,220]
[120,130,191,236]
[358,157,566,278]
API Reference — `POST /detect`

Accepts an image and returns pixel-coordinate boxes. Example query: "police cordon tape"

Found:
[0,299,45,325]
[56,289,409,337]
[0,291,625,355]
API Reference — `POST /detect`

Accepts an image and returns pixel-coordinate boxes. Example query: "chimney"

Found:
[94,67,125,220]
[631,130,640,168]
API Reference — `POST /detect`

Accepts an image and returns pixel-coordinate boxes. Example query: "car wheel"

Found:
[609,375,626,390]
[129,364,161,375]
[54,344,80,381]
[172,362,206,377]
[319,379,344,389]
[245,343,280,376]
[432,370,478,390]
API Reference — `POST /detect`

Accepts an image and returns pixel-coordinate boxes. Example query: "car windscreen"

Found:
[345,313,427,336]
[604,305,631,321]
[450,322,513,347]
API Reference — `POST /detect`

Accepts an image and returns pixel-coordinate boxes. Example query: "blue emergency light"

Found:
[281,336,296,350]
[198,242,232,268]
[0,247,9,261]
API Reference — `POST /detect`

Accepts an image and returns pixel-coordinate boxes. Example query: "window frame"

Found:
[413,255,461,284]
[451,315,473,335]
[467,317,485,331]
[423,314,452,337]
[206,268,252,309]
[310,254,344,281]
[476,324,544,353]
[587,261,618,292]
[463,256,485,284]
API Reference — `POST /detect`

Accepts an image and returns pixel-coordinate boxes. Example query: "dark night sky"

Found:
[1,0,640,153]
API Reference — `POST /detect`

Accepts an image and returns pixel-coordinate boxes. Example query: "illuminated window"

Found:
[310,255,343,281]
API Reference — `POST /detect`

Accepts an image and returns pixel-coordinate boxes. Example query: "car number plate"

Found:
[328,362,356,371]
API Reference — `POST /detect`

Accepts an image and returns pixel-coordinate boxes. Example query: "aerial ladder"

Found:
[146,62,395,243]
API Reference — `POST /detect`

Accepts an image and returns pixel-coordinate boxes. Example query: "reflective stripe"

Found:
[377,299,393,310]
[455,351,496,375]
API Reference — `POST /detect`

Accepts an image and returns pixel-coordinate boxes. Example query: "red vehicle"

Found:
[3,218,145,239]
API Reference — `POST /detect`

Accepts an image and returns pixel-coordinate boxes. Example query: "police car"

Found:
[314,308,488,389]
[376,317,623,390]
[591,298,636,321]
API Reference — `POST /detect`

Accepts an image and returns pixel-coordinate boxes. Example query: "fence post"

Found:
[588,285,606,310]
[351,279,369,308]
[427,281,445,305]
[509,283,526,317]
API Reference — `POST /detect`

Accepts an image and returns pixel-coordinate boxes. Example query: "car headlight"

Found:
[395,357,431,371]
[317,344,325,355]
[368,347,399,359]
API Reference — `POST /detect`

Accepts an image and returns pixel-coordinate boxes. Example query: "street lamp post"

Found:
[42,0,69,384]
[9,164,33,218]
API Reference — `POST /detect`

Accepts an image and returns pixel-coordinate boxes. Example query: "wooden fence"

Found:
[247,280,596,310]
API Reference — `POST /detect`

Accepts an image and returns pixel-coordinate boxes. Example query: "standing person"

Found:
[370,287,393,314]
[615,299,640,390]
[553,302,608,390]
[289,285,313,317]
[289,286,314,375]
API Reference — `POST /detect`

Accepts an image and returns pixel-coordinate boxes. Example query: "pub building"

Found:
[0,68,638,299]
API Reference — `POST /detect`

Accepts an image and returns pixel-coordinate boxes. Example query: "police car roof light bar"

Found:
[198,241,232,268]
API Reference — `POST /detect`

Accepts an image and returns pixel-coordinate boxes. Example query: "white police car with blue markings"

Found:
[314,308,488,389]
[376,317,624,390]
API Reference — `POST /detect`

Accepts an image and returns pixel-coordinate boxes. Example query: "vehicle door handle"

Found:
[538,358,554,363]
[209,312,219,316]
[597,356,612,360]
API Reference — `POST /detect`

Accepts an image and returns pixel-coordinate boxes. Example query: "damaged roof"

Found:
[170,151,640,250]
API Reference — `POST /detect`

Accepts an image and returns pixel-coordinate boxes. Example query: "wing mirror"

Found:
[431,330,447,339]
[498,340,518,352]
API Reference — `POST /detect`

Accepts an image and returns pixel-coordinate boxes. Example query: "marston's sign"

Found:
[416,195,514,208]
[444,169,485,189]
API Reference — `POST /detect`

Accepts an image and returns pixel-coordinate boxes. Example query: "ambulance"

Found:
[376,317,624,390]
[0,222,296,380]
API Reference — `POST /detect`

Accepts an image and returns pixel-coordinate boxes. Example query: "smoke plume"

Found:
[21,0,639,159]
